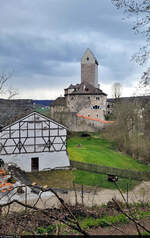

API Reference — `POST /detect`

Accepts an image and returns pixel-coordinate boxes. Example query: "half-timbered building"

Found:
[0,112,70,172]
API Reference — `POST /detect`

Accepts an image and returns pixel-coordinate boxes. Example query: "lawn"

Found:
[73,170,139,191]
[28,133,149,191]
[27,169,139,192]
[67,133,150,172]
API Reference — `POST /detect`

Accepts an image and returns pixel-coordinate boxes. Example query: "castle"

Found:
[50,48,108,131]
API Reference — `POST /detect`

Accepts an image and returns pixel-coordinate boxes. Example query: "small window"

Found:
[87,57,89,61]
[88,96,90,100]
[85,87,89,91]
[96,114,98,118]
[96,97,100,100]
[93,105,98,109]
[88,114,90,117]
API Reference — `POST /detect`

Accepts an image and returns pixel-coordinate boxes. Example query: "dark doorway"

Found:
[31,157,39,171]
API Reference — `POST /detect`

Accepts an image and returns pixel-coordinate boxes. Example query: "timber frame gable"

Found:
[0,112,67,155]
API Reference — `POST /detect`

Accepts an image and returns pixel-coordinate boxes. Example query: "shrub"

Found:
[80,214,129,229]
[36,224,56,235]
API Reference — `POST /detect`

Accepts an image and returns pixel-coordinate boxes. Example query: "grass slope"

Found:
[73,170,139,191]
[28,134,150,191]
[67,134,150,172]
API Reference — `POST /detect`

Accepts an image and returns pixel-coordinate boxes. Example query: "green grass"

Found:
[27,169,140,192]
[27,170,74,189]
[79,210,150,229]
[80,214,129,229]
[73,170,139,191]
[27,134,150,191]
[67,134,150,172]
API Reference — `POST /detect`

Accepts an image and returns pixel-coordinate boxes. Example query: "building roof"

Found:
[65,82,107,96]
[81,48,99,65]
[0,111,68,131]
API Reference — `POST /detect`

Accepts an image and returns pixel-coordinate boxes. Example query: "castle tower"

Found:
[81,48,98,88]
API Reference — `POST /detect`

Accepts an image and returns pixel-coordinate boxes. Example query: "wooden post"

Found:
[81,184,84,205]
[73,182,78,205]
[126,183,128,205]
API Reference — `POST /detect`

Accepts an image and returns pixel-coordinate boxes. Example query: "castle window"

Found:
[96,114,98,118]
[87,57,89,61]
[88,96,90,100]
[96,97,100,100]
[93,105,99,109]
[85,87,89,91]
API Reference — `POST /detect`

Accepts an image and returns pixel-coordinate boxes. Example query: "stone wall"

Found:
[0,99,34,126]
[49,111,104,132]
[66,94,107,120]
[49,95,106,131]
[81,64,98,88]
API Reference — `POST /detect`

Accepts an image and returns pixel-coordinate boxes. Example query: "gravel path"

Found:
[2,180,150,214]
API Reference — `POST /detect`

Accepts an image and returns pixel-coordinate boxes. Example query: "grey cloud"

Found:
[0,0,144,98]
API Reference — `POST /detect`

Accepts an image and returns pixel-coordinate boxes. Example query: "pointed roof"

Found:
[0,111,67,131]
[65,82,107,96]
[81,48,99,65]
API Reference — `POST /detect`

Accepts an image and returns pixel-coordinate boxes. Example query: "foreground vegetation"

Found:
[1,201,150,236]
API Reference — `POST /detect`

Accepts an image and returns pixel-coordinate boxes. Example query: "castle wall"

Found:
[49,111,104,132]
[66,94,107,120]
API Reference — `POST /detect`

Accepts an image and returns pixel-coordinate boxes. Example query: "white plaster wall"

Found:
[0,151,70,172]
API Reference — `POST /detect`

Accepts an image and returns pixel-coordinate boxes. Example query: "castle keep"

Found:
[50,49,107,131]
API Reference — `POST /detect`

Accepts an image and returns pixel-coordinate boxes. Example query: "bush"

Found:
[80,214,129,229]
[36,224,56,235]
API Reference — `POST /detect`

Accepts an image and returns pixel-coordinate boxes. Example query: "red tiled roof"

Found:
[77,114,114,124]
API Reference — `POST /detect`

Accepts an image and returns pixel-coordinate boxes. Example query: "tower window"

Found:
[87,57,89,61]
[96,97,100,100]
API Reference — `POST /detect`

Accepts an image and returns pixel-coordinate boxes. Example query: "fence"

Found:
[70,160,150,181]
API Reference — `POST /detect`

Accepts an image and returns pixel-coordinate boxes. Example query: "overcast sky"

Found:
[0,0,147,99]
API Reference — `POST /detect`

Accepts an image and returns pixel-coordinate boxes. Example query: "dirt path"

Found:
[2,180,150,214]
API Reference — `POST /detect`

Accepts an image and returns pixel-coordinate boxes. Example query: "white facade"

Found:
[0,112,70,172]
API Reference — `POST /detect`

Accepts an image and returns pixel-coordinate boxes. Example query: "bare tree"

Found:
[112,82,122,99]
[0,72,18,99]
[0,184,89,236]
[112,0,150,96]
[112,0,150,65]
